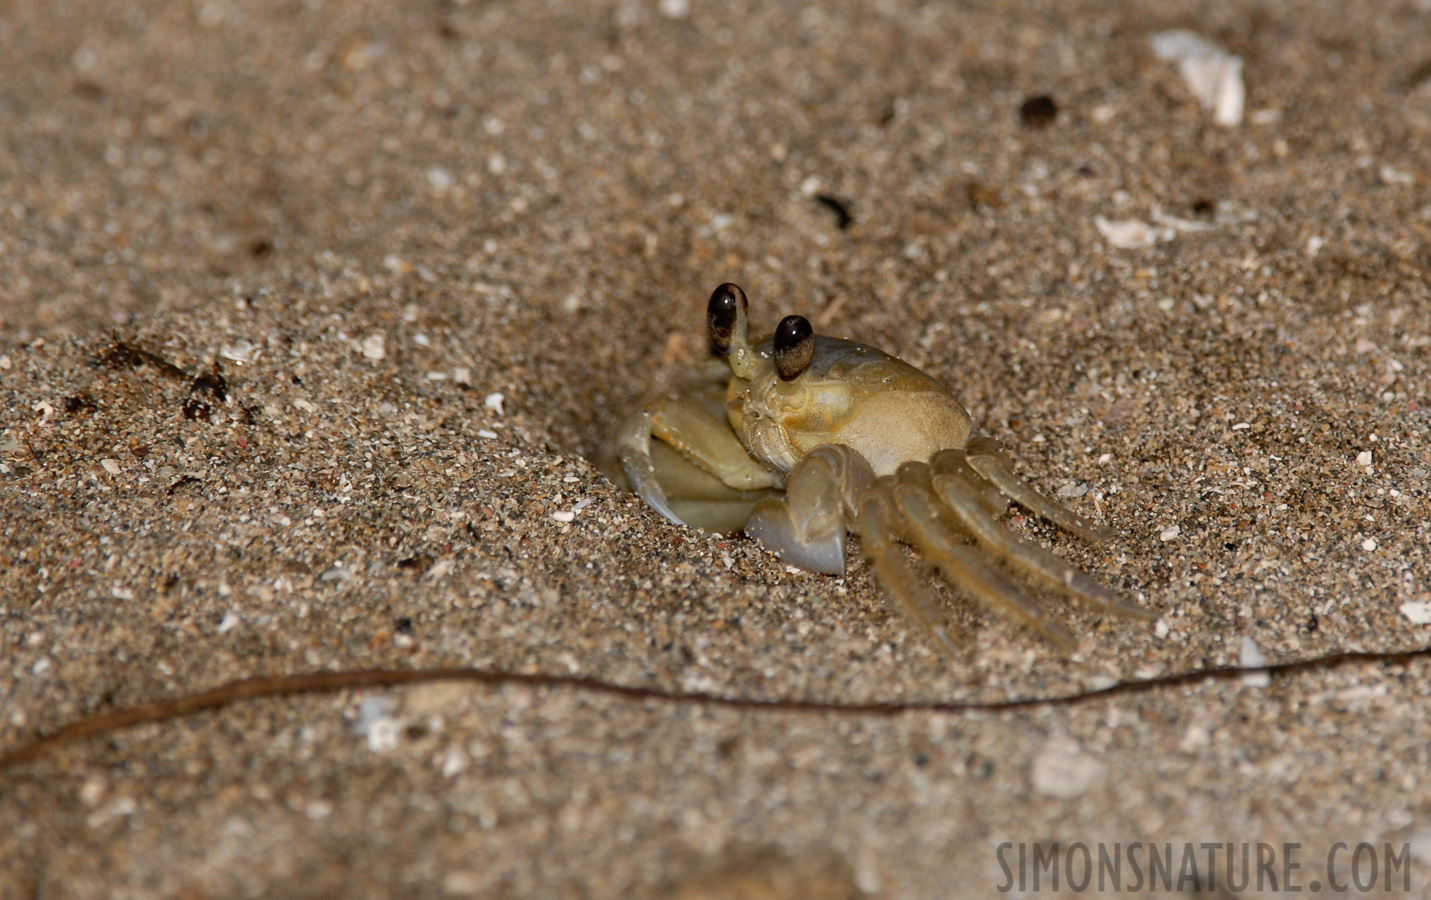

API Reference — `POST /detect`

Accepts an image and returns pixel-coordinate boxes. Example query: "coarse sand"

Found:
[2,1,1430,897]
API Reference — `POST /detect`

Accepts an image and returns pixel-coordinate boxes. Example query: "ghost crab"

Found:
[618,283,1153,653]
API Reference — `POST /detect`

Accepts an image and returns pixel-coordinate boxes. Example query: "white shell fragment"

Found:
[441,746,469,778]
[1151,30,1245,127]
[1238,635,1270,687]
[1150,207,1216,233]
[1159,525,1181,542]
[216,610,241,635]
[354,695,402,753]
[1399,601,1431,625]
[425,559,456,581]
[365,716,402,753]
[361,333,386,361]
[484,392,505,415]
[1095,216,1160,250]
[1096,207,1220,251]
[1379,164,1414,186]
[426,166,454,191]
[220,340,260,364]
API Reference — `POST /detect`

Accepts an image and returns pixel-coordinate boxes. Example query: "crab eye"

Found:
[773,315,814,381]
[706,283,748,355]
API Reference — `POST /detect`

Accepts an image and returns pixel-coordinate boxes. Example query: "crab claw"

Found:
[746,498,847,575]
[744,444,874,576]
[616,408,685,527]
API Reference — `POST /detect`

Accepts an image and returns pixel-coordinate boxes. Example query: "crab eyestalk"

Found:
[773,315,814,381]
[707,283,761,380]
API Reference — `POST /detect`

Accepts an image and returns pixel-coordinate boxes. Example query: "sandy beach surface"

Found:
[3,1,1430,896]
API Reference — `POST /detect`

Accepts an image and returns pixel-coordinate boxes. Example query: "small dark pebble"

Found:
[1019,94,1058,128]
[64,394,98,415]
[814,194,853,230]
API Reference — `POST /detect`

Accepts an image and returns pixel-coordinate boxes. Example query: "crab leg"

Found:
[889,475,1077,649]
[962,437,1115,544]
[930,464,1155,620]
[857,483,960,657]
[925,449,1007,518]
[746,444,873,575]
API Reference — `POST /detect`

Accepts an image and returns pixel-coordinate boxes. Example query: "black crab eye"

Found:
[773,314,814,381]
[706,283,748,355]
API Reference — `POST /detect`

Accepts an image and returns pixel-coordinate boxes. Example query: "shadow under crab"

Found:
[618,283,1154,653]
